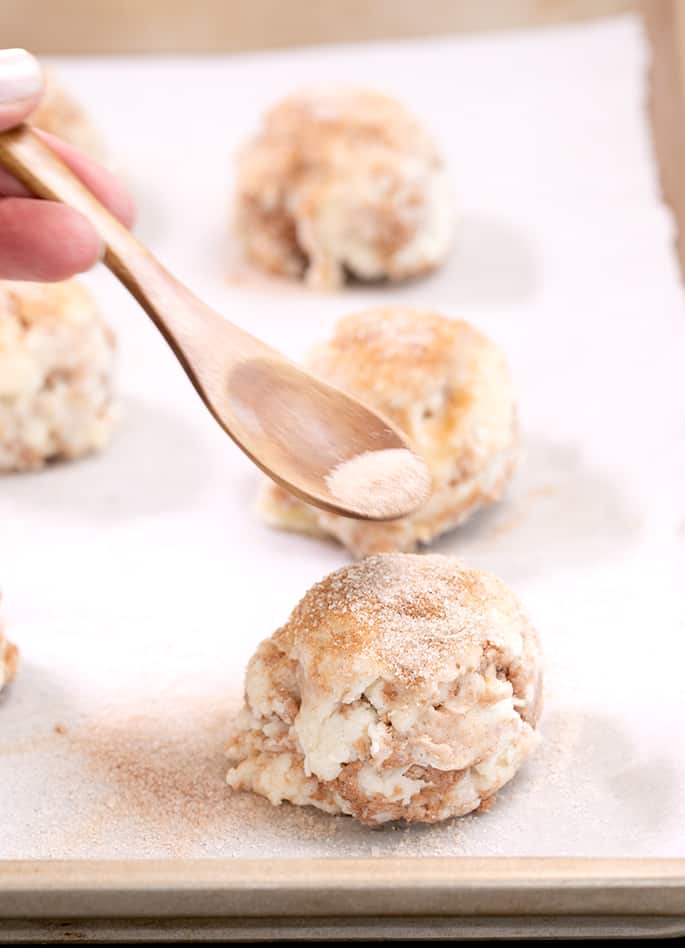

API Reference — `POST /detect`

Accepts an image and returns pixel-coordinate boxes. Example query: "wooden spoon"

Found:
[0,124,430,520]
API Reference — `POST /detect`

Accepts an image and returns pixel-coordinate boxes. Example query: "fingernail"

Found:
[0,49,42,104]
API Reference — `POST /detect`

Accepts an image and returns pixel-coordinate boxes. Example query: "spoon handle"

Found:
[0,124,200,358]
[0,126,427,518]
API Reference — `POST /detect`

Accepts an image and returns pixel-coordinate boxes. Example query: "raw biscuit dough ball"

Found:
[226,554,542,825]
[30,69,108,163]
[235,87,454,289]
[258,307,517,556]
[0,603,18,693]
[0,280,118,472]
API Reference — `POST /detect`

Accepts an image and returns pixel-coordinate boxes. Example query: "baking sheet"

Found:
[0,15,683,860]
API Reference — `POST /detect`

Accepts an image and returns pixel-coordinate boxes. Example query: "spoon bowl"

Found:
[226,357,410,515]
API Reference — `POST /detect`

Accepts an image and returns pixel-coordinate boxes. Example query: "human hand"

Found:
[0,48,135,281]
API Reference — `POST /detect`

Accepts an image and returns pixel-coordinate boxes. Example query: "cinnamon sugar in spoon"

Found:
[0,124,430,520]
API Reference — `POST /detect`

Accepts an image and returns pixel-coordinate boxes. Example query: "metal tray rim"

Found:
[1,857,684,921]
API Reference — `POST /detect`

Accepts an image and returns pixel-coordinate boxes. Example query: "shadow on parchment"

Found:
[433,434,642,583]
[2,397,212,522]
[223,212,539,307]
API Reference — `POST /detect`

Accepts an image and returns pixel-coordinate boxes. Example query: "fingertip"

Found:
[0,49,44,131]
[0,93,43,131]
[54,205,104,276]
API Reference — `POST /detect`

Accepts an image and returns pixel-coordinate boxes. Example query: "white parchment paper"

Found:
[1,15,683,859]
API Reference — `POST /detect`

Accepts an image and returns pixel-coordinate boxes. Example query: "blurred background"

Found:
[6,0,635,53]
[9,0,681,275]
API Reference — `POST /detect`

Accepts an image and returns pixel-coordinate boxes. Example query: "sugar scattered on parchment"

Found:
[72,699,234,831]
[326,448,431,518]
[62,690,340,857]
[29,654,584,859]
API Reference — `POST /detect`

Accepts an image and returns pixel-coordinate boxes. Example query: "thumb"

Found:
[0,49,43,132]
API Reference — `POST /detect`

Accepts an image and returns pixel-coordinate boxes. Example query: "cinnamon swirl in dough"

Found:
[30,69,107,163]
[0,280,117,472]
[257,307,517,556]
[235,87,453,289]
[226,554,542,824]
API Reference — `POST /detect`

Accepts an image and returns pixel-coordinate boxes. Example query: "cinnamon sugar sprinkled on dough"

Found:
[0,279,118,472]
[235,87,453,289]
[0,603,17,691]
[282,554,527,686]
[228,554,542,824]
[326,449,431,519]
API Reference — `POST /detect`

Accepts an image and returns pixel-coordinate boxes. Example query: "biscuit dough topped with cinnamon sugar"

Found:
[0,280,118,472]
[0,603,18,693]
[226,554,543,825]
[257,306,518,556]
[234,87,454,289]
